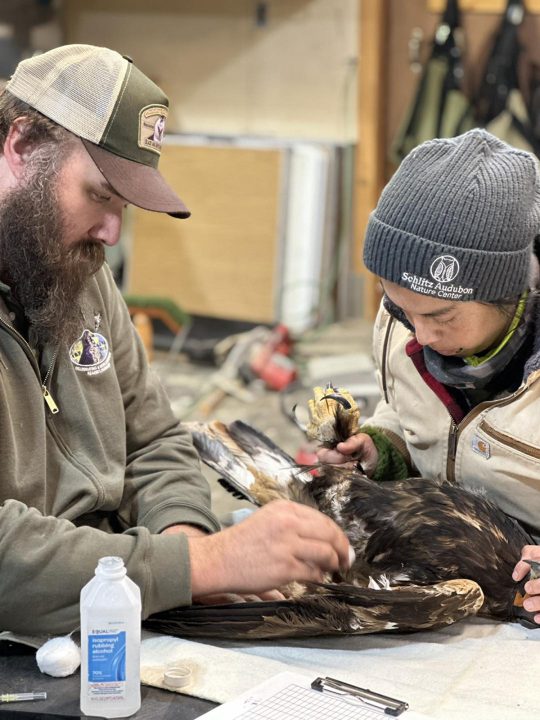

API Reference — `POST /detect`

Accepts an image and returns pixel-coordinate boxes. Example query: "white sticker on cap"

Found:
[139,105,168,155]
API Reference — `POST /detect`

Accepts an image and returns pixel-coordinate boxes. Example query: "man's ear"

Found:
[3,118,36,180]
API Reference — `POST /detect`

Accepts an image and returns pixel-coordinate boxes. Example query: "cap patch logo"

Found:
[430,255,460,283]
[139,105,168,155]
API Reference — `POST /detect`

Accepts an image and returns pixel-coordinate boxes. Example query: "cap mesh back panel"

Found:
[6,45,126,144]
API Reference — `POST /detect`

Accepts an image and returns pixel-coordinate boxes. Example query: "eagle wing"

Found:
[144,579,484,640]
[187,419,312,505]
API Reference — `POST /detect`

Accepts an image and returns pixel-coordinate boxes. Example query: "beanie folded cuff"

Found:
[363,214,531,302]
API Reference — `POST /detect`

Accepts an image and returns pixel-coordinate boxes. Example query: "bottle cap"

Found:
[163,662,192,689]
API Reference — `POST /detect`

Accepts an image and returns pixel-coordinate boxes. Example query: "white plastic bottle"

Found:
[80,556,142,718]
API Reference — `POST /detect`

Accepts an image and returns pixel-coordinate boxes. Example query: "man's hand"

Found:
[317,432,379,476]
[513,544,540,625]
[187,499,352,599]
[192,589,286,605]
[162,523,286,602]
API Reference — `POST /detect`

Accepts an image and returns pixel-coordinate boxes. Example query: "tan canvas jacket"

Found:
[368,303,540,542]
[0,264,220,635]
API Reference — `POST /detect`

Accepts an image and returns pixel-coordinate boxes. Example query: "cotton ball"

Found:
[36,635,81,677]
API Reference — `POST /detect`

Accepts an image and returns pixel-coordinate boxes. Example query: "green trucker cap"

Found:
[6,44,190,218]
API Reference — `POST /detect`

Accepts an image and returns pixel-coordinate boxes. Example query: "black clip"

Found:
[311,676,409,716]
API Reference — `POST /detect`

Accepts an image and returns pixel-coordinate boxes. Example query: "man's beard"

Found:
[0,167,105,347]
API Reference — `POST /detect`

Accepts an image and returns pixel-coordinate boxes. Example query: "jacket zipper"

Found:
[0,316,59,414]
[42,352,59,414]
[446,422,459,480]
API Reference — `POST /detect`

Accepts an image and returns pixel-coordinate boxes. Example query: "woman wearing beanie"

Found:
[320,129,540,624]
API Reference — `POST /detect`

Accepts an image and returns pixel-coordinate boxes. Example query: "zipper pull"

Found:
[42,385,59,414]
[448,423,459,459]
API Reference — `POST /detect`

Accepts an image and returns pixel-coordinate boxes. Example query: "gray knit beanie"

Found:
[363,129,540,302]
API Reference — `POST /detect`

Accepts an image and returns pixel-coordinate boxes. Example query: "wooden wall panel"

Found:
[62,0,358,142]
[127,144,283,323]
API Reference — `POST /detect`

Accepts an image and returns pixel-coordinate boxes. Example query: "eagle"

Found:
[144,386,539,640]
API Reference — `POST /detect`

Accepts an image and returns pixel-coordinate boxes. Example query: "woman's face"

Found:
[381,280,513,357]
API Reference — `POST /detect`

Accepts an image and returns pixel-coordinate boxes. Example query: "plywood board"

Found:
[127,143,283,323]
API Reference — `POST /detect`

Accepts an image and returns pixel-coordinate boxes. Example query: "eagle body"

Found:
[143,416,537,640]
[301,469,531,619]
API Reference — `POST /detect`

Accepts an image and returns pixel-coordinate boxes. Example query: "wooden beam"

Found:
[355,0,388,320]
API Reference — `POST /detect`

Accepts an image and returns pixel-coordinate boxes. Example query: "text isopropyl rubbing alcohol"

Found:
[80,556,141,718]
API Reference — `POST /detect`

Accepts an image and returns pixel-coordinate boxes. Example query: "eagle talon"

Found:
[523,559,540,579]
[305,384,361,447]
[287,403,307,433]
[511,559,540,629]
[320,393,352,410]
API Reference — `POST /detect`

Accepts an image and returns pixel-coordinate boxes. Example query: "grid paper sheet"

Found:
[196,672,426,720]
[236,682,384,719]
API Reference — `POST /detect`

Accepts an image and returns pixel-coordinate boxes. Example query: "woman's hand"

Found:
[513,544,540,625]
[316,432,379,476]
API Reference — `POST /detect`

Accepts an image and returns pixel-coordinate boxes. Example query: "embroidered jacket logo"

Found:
[69,329,111,376]
[430,255,460,283]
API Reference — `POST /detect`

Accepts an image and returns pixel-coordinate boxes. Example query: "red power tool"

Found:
[249,324,297,391]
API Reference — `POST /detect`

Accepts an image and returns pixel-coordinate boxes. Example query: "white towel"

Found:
[140,618,540,718]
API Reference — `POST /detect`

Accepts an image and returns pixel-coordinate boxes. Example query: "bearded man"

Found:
[0,45,351,636]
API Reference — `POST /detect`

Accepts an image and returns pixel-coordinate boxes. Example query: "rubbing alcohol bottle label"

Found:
[87,631,126,697]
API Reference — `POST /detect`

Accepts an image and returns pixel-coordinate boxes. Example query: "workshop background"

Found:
[2,0,540,522]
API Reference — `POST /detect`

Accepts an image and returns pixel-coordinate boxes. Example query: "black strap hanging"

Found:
[471,0,524,125]
[391,0,466,163]
[433,0,464,132]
